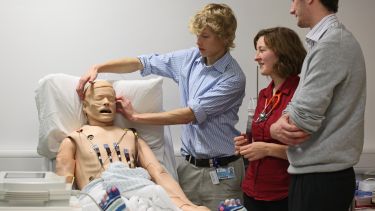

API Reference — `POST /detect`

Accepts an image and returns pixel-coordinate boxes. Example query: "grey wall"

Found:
[0,0,374,158]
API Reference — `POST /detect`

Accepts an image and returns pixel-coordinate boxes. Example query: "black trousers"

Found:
[289,167,355,211]
[243,193,288,211]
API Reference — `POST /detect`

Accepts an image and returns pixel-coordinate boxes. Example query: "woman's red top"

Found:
[242,75,299,201]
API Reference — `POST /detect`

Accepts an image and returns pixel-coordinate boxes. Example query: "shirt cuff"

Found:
[137,55,151,77]
[188,100,207,124]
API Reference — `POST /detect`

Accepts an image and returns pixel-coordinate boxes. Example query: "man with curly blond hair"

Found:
[76,3,246,210]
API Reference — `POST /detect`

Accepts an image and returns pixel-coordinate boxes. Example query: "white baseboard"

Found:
[0,149,41,158]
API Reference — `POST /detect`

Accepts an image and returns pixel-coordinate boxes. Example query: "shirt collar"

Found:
[305,14,339,49]
[262,75,300,98]
[196,51,232,73]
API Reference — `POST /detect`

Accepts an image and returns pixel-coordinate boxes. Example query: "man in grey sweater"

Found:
[270,0,366,211]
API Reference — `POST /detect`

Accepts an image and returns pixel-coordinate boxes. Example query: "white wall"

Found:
[0,0,374,161]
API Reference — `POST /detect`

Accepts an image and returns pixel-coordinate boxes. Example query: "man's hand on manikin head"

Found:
[116,96,137,121]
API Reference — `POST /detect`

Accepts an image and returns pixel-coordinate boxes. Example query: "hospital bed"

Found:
[0,74,178,210]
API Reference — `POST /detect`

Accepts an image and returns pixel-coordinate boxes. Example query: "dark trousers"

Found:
[289,167,355,211]
[243,193,288,211]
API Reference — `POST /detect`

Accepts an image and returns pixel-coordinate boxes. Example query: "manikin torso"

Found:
[66,125,137,189]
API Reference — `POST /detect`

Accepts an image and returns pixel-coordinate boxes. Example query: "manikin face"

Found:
[196,27,227,65]
[83,81,116,126]
[254,36,279,79]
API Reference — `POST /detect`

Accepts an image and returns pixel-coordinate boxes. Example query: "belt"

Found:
[185,155,240,168]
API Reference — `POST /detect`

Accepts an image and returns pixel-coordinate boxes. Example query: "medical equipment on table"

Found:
[0,171,71,207]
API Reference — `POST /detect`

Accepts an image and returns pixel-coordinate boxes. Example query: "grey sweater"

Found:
[285,23,367,174]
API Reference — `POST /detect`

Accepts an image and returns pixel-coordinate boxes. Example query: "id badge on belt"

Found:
[209,166,236,185]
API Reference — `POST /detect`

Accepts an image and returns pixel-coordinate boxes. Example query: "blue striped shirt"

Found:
[138,47,246,158]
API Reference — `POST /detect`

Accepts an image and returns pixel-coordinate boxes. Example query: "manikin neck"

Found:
[87,119,114,127]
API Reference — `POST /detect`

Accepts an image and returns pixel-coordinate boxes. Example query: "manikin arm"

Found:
[55,138,76,183]
[137,139,209,211]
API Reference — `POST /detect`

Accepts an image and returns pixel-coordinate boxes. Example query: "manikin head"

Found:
[82,80,116,126]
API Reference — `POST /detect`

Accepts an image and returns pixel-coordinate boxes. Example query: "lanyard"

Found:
[255,92,281,123]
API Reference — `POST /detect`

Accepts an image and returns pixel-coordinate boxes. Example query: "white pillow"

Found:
[35,73,164,159]
[113,79,163,152]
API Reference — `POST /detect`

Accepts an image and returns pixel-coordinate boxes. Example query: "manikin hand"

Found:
[270,114,310,146]
[116,96,136,121]
[76,65,100,100]
[233,133,249,156]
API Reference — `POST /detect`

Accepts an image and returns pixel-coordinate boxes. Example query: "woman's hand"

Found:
[233,133,249,155]
[239,141,269,161]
